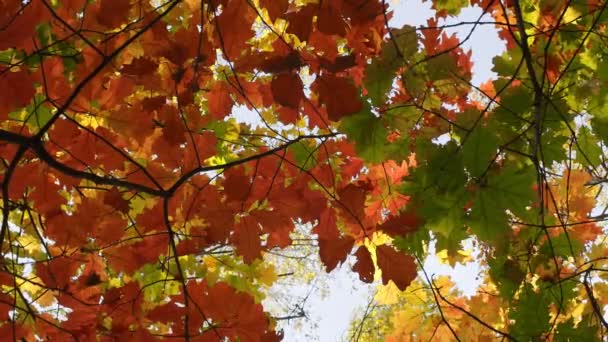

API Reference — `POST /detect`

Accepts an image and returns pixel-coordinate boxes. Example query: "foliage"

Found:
[0,0,608,340]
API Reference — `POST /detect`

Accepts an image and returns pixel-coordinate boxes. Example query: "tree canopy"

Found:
[1,0,608,340]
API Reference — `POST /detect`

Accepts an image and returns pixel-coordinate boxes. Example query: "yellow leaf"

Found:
[374,282,400,305]
[37,290,56,307]
[258,264,278,286]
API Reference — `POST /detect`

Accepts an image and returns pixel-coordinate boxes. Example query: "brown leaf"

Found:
[319,236,354,272]
[352,246,375,282]
[259,0,288,21]
[376,245,417,291]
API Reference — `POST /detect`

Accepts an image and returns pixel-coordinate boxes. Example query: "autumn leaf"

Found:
[352,246,375,282]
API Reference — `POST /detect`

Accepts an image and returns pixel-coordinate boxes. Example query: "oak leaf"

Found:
[352,246,375,282]
[319,236,355,272]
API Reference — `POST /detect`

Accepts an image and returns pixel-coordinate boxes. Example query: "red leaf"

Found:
[259,0,288,21]
[312,207,340,239]
[352,246,375,282]
[232,215,262,263]
[318,236,354,272]
[36,255,81,290]
[271,73,304,109]
[337,183,367,223]
[284,5,315,41]
[317,5,346,36]
[259,51,302,74]
[96,0,131,28]
[198,282,271,341]
[319,54,357,72]
[378,208,422,238]
[224,169,251,203]
[252,210,294,248]
[0,68,35,116]
[278,106,300,124]
[104,188,130,214]
[376,245,417,291]
[216,0,256,58]
[121,57,158,76]
[314,74,363,121]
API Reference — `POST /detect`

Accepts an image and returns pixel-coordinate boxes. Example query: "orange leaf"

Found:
[208,82,233,119]
[376,245,417,291]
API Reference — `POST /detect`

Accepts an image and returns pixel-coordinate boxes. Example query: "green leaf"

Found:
[364,25,417,106]
[489,256,525,299]
[510,286,551,340]
[432,0,468,16]
[289,140,317,170]
[461,126,499,178]
[393,228,430,259]
[555,316,598,341]
[469,187,509,242]
[340,109,388,163]
[576,126,603,166]
[469,165,535,242]
[9,94,54,130]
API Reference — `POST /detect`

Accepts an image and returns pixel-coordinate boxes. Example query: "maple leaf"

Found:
[95,0,131,28]
[271,73,305,109]
[313,74,364,121]
[259,0,288,21]
[232,215,263,263]
[0,68,36,116]
[208,82,234,119]
[376,245,417,291]
[215,0,257,59]
[284,5,316,41]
